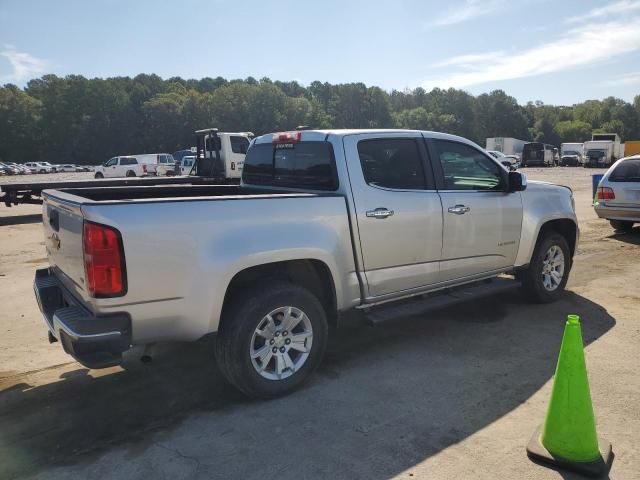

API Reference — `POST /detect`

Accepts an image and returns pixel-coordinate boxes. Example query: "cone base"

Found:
[526,426,613,478]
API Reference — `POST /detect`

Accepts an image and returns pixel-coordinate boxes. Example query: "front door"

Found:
[103,157,118,177]
[343,133,443,298]
[428,137,522,281]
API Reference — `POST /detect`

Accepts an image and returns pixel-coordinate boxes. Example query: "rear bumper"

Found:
[33,268,132,368]
[594,204,640,222]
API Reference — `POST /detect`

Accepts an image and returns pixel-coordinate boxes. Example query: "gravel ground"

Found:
[0,167,638,480]
[0,172,94,184]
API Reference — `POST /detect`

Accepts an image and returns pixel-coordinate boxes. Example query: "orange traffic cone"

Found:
[526,315,613,477]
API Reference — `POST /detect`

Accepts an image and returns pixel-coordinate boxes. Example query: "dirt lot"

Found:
[1,167,638,480]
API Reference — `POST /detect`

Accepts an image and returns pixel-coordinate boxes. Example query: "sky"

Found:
[0,0,639,105]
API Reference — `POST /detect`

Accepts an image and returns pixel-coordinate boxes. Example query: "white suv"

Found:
[94,156,149,178]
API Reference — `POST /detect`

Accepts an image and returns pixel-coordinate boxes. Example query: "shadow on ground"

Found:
[0,291,615,479]
[607,227,640,246]
[0,213,42,227]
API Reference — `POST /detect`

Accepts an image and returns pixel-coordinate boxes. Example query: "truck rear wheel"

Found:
[215,282,328,399]
[518,232,571,304]
[126,170,136,177]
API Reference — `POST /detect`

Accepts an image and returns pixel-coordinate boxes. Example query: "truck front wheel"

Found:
[215,282,328,399]
[94,172,104,178]
[517,232,571,303]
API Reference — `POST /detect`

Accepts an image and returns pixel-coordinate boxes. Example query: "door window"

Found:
[433,140,504,191]
[105,158,117,167]
[230,136,250,154]
[357,138,426,190]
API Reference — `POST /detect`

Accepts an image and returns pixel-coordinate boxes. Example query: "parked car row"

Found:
[0,161,93,175]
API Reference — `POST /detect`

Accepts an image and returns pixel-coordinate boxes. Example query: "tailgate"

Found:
[42,193,86,293]
[609,180,640,208]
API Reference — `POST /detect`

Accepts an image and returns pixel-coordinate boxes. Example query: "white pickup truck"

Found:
[34,129,578,398]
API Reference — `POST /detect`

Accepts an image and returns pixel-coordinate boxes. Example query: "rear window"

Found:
[120,157,137,165]
[610,159,640,182]
[243,142,338,190]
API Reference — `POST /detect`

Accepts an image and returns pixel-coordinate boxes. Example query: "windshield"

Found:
[586,150,605,158]
[563,151,580,156]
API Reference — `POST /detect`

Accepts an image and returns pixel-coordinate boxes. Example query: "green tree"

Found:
[554,120,592,143]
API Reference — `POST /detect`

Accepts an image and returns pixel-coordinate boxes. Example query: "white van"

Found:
[133,153,174,175]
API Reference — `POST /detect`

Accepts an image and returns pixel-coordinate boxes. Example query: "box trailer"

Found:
[623,140,640,157]
[485,137,528,157]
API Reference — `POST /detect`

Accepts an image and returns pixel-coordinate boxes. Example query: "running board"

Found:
[364,277,521,326]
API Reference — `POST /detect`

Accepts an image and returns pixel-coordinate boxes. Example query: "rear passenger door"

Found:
[344,133,443,298]
[427,137,522,281]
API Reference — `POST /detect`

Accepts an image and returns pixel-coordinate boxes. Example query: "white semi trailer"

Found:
[485,137,528,157]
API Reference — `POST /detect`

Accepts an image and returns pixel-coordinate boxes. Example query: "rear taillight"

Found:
[142,164,147,173]
[272,131,301,144]
[83,222,126,297]
[597,187,615,201]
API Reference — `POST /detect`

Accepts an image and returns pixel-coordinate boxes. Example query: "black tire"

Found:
[94,172,104,178]
[126,170,136,177]
[215,282,328,399]
[518,232,571,304]
[39,169,46,174]
[610,220,634,232]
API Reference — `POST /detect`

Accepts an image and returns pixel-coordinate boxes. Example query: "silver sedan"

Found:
[594,155,640,232]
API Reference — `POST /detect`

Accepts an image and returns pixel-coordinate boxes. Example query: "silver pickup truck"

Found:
[34,129,578,398]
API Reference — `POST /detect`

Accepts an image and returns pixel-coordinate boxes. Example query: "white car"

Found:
[94,156,149,178]
[486,150,518,170]
[57,164,78,172]
[39,162,58,172]
[594,155,640,232]
[24,162,53,174]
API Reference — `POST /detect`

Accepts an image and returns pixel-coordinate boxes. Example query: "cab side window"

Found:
[433,140,504,191]
[105,158,117,167]
[357,138,426,190]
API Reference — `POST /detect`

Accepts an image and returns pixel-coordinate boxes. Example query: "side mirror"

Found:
[508,171,527,192]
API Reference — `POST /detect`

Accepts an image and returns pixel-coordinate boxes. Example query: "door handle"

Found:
[448,204,471,215]
[366,208,394,219]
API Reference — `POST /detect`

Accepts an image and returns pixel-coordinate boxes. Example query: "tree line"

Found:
[1,73,639,165]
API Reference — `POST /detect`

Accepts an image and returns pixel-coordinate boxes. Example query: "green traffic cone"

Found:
[526,314,613,477]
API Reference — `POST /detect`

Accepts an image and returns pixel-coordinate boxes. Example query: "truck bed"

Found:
[0,176,236,207]
[41,185,356,341]
[46,184,324,203]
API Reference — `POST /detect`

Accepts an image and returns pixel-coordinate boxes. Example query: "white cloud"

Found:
[0,45,47,83]
[423,20,640,90]
[433,51,504,69]
[428,0,502,27]
[566,0,640,24]
[604,71,640,87]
